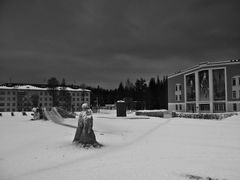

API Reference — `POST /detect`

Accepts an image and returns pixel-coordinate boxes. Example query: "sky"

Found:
[0,0,240,89]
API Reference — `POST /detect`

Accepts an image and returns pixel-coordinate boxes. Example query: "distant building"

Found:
[168,59,240,113]
[0,84,90,112]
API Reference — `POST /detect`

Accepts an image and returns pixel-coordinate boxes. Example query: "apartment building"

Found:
[0,84,90,112]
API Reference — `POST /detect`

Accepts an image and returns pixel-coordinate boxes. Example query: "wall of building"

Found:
[226,63,240,101]
[168,61,240,113]
[70,91,90,111]
[0,86,91,112]
[168,74,185,103]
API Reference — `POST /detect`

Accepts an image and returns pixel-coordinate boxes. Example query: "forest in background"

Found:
[88,76,168,110]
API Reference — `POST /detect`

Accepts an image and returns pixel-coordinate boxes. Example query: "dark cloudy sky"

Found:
[0,0,240,88]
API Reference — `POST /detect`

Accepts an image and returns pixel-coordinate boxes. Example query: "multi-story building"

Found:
[0,84,90,112]
[168,59,240,113]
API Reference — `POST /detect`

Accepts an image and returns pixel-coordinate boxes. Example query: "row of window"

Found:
[0,91,89,97]
[39,97,52,101]
[0,98,55,102]
[0,108,16,112]
[72,98,89,101]
[0,103,16,107]
[175,103,239,112]
[232,77,240,86]
[175,84,240,101]
[0,97,89,103]
[0,91,17,95]
[0,97,16,101]
[185,103,226,112]
[71,92,89,97]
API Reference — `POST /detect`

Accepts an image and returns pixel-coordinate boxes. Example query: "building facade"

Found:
[0,84,90,112]
[168,59,240,113]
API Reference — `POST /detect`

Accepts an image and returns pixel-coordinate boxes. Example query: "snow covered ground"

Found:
[0,110,240,180]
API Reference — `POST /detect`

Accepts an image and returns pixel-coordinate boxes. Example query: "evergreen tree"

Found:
[117,82,124,100]
[148,77,158,109]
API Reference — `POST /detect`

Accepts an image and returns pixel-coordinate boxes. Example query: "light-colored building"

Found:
[168,59,240,113]
[0,84,90,112]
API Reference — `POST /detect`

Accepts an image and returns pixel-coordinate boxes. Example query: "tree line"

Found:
[89,76,168,110]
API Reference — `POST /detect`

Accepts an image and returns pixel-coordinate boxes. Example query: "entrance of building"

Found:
[186,103,196,113]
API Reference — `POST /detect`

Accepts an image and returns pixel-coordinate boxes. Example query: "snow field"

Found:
[0,110,240,180]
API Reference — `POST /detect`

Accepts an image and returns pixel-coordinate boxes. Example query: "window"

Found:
[176,104,178,110]
[0,108,4,112]
[40,92,43,95]
[13,92,16,95]
[232,78,236,86]
[45,98,47,101]
[0,103,5,106]
[44,103,47,106]
[175,85,178,91]
[12,97,15,101]
[73,93,75,96]
[179,104,182,110]
[7,97,10,101]
[49,97,52,101]
[0,97,4,101]
[0,91,5,95]
[199,104,210,111]
[7,108,10,111]
[179,95,182,100]
[213,103,226,112]
[179,85,182,91]
[232,91,236,99]
[175,95,178,101]
[12,109,15,112]
[77,93,79,96]
[77,98,79,101]
[45,92,48,95]
[233,103,237,111]
[73,98,75,101]
[12,103,15,106]
[86,98,88,101]
[7,91,10,95]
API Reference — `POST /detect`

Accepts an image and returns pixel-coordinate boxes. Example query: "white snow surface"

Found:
[0,110,240,180]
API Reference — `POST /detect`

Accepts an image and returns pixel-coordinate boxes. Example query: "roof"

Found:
[0,85,90,92]
[168,59,240,79]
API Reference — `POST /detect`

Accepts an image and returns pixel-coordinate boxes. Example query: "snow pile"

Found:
[136,109,170,117]
[0,111,240,180]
